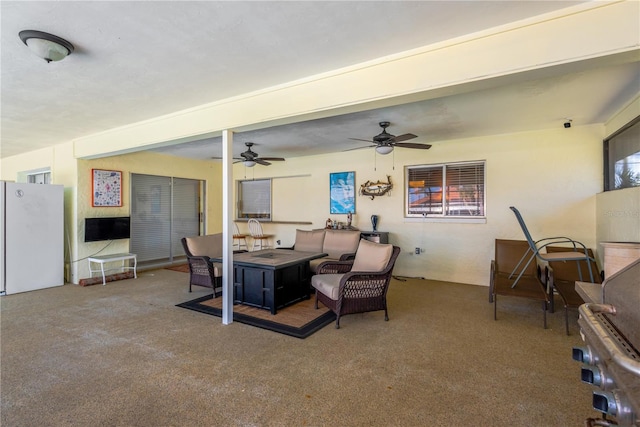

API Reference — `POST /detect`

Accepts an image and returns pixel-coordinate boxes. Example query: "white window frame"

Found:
[405,161,486,222]
[23,169,51,184]
[236,179,272,220]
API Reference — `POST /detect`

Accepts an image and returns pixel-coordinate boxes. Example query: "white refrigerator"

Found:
[0,182,64,295]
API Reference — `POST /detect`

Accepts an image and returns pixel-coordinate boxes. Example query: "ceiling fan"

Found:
[237,142,285,167]
[348,121,431,154]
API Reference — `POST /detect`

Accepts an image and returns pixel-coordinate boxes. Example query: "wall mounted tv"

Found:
[84,217,131,242]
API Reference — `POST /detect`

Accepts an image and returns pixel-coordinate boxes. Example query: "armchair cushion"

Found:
[351,239,393,272]
[311,273,344,300]
[294,229,326,252]
[184,233,223,258]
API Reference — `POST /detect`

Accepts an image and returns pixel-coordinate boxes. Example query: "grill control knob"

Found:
[581,366,614,389]
[573,346,597,364]
[592,390,636,424]
[593,390,618,415]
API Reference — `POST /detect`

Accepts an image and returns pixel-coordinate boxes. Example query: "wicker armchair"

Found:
[181,236,223,296]
[312,239,401,329]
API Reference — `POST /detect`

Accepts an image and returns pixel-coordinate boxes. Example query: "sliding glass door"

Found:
[130,174,203,264]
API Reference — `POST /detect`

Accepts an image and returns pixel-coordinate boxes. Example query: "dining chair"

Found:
[233,222,248,251]
[247,219,274,251]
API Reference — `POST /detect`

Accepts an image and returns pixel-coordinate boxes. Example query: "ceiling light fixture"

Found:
[243,160,257,167]
[19,30,74,63]
[375,145,394,155]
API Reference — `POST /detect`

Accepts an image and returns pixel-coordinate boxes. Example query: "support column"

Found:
[222,130,234,325]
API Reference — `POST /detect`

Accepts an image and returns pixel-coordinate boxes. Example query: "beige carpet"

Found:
[0,268,598,426]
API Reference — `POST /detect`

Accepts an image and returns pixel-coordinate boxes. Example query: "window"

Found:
[237,179,271,220]
[604,117,640,191]
[26,171,51,184]
[406,161,485,218]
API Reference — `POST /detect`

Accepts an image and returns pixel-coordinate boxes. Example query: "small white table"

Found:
[88,253,137,285]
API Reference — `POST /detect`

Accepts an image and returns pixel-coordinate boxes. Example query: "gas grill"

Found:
[574,259,640,426]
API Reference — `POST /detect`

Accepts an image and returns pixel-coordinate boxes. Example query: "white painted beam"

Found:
[73,1,639,159]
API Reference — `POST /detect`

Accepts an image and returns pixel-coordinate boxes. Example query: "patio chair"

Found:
[509,206,596,288]
[248,219,274,251]
[545,246,601,335]
[312,239,401,329]
[181,235,223,296]
[490,239,550,328]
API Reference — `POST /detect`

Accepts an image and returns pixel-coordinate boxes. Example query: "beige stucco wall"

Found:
[73,152,221,283]
[233,124,604,286]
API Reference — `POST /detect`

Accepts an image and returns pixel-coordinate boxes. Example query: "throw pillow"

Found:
[295,229,325,252]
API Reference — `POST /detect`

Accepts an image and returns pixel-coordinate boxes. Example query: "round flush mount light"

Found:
[375,145,394,155]
[19,30,74,62]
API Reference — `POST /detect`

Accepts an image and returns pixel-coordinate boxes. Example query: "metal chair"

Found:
[247,219,274,251]
[545,246,601,335]
[509,206,596,288]
[233,222,248,251]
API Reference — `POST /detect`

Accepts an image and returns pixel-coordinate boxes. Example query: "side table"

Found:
[88,253,137,285]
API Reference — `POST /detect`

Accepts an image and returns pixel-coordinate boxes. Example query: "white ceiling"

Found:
[2,1,638,161]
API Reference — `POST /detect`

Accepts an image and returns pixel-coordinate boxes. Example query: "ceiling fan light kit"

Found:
[19,30,74,62]
[348,121,431,154]
[238,142,285,167]
[375,145,394,155]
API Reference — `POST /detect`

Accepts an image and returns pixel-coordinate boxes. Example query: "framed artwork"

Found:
[330,171,355,214]
[92,169,122,207]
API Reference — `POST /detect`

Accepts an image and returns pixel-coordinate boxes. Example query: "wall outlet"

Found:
[415,247,421,255]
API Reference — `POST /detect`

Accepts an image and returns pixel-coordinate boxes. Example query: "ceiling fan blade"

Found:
[343,145,376,152]
[392,133,418,143]
[348,137,375,143]
[255,158,271,166]
[212,156,242,160]
[394,142,432,150]
[259,157,285,161]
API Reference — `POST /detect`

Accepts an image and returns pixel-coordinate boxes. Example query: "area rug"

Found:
[176,295,336,339]
[165,264,189,273]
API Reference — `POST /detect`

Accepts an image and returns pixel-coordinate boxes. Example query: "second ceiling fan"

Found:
[348,121,431,154]
[237,142,285,167]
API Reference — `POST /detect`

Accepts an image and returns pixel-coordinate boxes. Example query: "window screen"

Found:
[406,161,485,217]
[237,179,271,219]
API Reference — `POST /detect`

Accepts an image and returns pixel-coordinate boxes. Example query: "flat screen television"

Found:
[84,217,131,242]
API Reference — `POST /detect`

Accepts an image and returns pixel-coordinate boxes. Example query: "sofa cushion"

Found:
[311,273,344,300]
[351,239,393,272]
[309,257,341,273]
[184,233,223,258]
[295,229,326,252]
[322,229,361,259]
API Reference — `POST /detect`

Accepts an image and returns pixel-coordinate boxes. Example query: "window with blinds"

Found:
[237,179,271,219]
[406,161,485,218]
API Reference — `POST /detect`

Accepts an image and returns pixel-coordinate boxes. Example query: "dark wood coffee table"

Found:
[211,249,327,314]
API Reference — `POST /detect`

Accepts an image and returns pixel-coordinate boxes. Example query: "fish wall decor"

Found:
[359,175,393,200]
